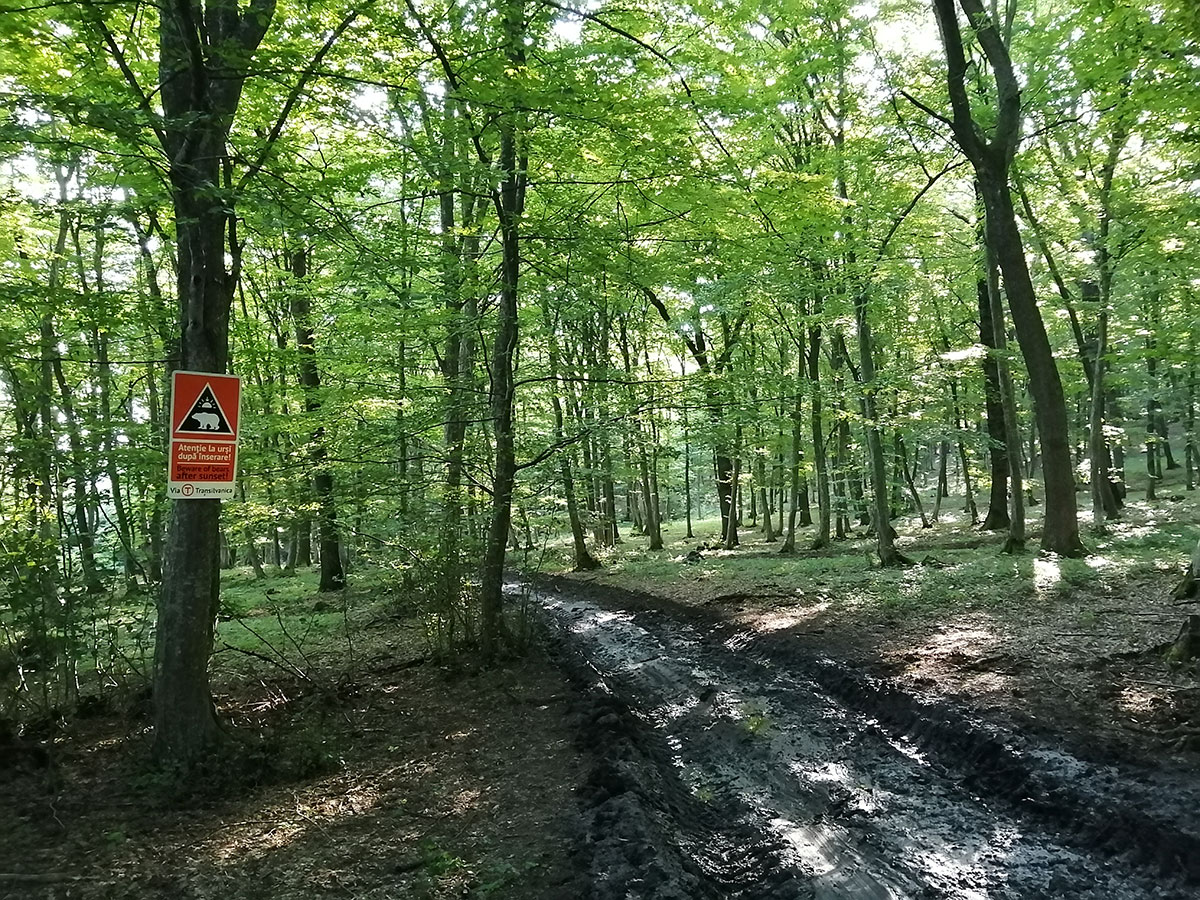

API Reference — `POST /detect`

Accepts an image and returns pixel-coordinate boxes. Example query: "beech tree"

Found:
[930,0,1085,557]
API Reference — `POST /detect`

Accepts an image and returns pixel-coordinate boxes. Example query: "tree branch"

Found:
[958,0,1021,157]
[930,0,985,159]
[237,4,362,190]
[897,89,954,130]
[84,6,169,149]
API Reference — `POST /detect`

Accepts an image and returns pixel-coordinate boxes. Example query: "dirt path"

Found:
[537,576,1200,900]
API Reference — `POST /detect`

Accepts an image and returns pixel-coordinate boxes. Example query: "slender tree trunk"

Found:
[291,248,344,592]
[809,328,832,548]
[683,395,694,538]
[782,355,804,552]
[757,449,776,542]
[898,435,931,528]
[638,443,663,549]
[1187,297,1196,491]
[855,298,904,564]
[52,359,104,594]
[479,0,526,659]
[130,211,171,582]
[949,381,979,524]
[931,438,949,524]
[723,454,740,550]
[1089,301,1110,530]
[977,240,1011,531]
[541,298,599,569]
[983,223,1027,552]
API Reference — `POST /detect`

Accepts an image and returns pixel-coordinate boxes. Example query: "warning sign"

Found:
[171,373,239,442]
[168,371,241,500]
[176,384,234,435]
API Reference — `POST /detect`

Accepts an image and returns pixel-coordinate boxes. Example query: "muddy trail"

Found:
[530,576,1200,900]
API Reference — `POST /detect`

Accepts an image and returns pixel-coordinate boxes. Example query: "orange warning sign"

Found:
[168,371,241,499]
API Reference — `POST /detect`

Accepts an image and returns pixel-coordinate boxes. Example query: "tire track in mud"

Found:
[535,577,1200,900]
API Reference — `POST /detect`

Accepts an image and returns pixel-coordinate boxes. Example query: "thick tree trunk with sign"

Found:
[152,0,276,767]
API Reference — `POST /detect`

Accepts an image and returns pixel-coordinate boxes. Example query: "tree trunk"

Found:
[723,455,740,550]
[898,435,931,529]
[52,358,104,594]
[130,211,171,583]
[977,229,1011,532]
[541,298,599,570]
[934,0,1083,557]
[683,399,694,538]
[1187,303,1197,491]
[782,357,804,552]
[855,299,904,565]
[757,449,776,543]
[153,0,276,766]
[931,439,949,524]
[479,0,526,660]
[808,328,832,548]
[291,248,345,592]
[716,451,738,546]
[949,381,979,524]
[983,217,1027,553]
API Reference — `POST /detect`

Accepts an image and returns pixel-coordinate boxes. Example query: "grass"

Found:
[557,477,1200,625]
[220,567,326,616]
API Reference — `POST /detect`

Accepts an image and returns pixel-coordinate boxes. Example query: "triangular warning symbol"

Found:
[176,384,234,435]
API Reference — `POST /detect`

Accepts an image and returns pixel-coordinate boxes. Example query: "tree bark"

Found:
[541,298,600,570]
[854,300,904,564]
[479,0,526,660]
[781,353,804,552]
[153,0,277,767]
[933,0,1083,556]
[291,248,344,592]
[983,218,1027,552]
[977,276,1011,530]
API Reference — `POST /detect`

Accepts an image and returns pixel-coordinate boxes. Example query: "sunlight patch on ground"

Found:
[768,815,859,880]
[792,760,852,784]
[927,626,995,653]
[448,787,481,814]
[894,623,1013,698]
[1033,558,1061,592]
[877,730,932,766]
[960,671,1014,696]
[1103,521,1158,541]
[738,601,831,633]
[567,607,631,636]
[209,781,384,861]
[786,760,882,814]
[908,847,993,900]
[656,695,700,722]
[724,631,755,651]
[1115,685,1161,716]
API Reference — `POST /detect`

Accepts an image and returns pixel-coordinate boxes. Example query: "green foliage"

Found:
[0,0,1199,740]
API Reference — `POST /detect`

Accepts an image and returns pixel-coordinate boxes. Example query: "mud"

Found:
[532,577,1200,900]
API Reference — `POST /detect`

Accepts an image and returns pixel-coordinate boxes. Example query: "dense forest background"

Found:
[1,0,1199,767]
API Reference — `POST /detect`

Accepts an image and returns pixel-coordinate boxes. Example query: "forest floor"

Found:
[1,576,587,900]
[4,486,1200,899]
